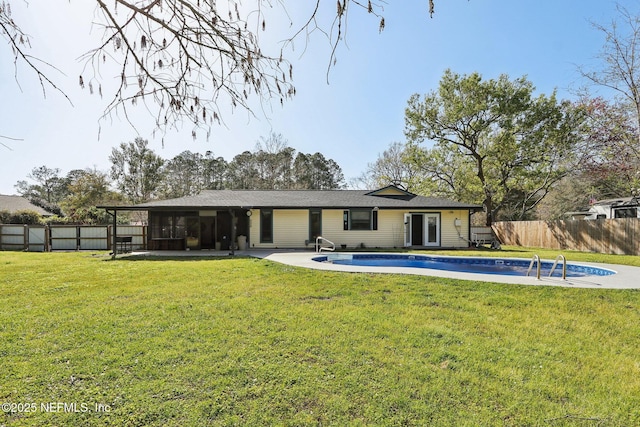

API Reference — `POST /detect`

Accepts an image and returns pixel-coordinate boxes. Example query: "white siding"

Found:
[273,210,310,248]
[249,209,311,249]
[441,210,471,248]
[320,210,405,249]
[248,208,471,249]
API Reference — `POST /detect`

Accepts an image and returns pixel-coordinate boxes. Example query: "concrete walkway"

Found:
[126,250,640,289]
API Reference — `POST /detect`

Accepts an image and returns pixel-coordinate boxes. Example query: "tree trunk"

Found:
[483,195,494,226]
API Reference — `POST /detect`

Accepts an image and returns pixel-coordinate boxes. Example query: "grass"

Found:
[1,249,640,426]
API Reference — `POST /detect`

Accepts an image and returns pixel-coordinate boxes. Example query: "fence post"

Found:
[107,225,112,251]
[24,224,28,251]
[44,225,49,252]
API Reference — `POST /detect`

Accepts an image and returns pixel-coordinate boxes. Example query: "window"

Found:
[151,214,173,238]
[149,212,198,239]
[351,209,371,230]
[260,209,273,243]
[344,209,378,231]
[614,207,638,218]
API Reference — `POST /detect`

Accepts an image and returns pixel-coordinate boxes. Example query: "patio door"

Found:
[424,213,440,246]
[404,214,411,247]
[404,213,440,247]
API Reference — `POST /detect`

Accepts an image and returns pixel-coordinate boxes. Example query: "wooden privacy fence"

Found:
[0,224,147,252]
[492,218,640,255]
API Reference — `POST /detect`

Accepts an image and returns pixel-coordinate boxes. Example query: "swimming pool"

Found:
[312,253,617,278]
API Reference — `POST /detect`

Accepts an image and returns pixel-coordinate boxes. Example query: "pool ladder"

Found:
[315,236,336,253]
[527,254,567,280]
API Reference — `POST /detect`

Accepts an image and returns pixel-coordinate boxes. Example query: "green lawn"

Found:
[1,249,639,426]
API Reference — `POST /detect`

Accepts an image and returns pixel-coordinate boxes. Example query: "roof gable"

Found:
[365,185,415,199]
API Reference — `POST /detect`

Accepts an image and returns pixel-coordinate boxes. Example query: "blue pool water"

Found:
[312,254,616,278]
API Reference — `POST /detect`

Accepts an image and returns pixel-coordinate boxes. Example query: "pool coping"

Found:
[259,251,640,289]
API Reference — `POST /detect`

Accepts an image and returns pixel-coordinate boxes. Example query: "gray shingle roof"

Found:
[0,195,53,216]
[114,188,480,211]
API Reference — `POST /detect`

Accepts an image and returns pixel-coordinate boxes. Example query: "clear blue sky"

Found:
[0,0,629,195]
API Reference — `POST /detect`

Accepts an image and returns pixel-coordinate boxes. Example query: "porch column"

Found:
[229,209,236,256]
[111,209,117,259]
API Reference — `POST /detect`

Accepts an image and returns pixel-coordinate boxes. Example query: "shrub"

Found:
[6,210,44,225]
[0,209,11,224]
[42,215,76,225]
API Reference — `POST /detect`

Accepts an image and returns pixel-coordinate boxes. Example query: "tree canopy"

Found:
[404,70,584,225]
[14,133,346,223]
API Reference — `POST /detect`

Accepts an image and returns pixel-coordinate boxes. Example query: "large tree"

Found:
[225,143,345,190]
[226,150,261,189]
[157,151,206,199]
[14,166,68,215]
[1,1,437,137]
[60,168,123,223]
[109,137,164,203]
[580,3,640,145]
[355,142,419,191]
[202,151,228,190]
[292,152,345,190]
[405,70,584,225]
[577,96,640,198]
[253,132,296,189]
[537,95,640,219]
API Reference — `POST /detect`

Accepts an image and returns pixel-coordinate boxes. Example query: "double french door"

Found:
[404,213,440,247]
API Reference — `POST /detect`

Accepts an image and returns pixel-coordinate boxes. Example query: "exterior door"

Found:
[404,213,440,247]
[200,217,215,249]
[411,214,424,246]
[424,213,440,246]
[309,209,322,242]
[217,211,231,250]
[186,217,200,250]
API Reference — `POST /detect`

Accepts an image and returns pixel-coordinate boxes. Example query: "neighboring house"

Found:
[565,197,640,220]
[101,186,481,250]
[0,194,53,217]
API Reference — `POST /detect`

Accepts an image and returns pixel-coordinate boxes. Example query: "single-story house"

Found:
[101,186,481,251]
[564,196,640,220]
[0,194,53,217]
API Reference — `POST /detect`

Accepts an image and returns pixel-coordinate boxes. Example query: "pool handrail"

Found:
[526,254,541,280]
[549,254,567,280]
[315,236,335,253]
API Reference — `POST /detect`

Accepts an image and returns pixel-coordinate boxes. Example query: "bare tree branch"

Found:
[2,1,437,139]
[0,4,72,105]
[579,3,640,144]
[0,134,20,150]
